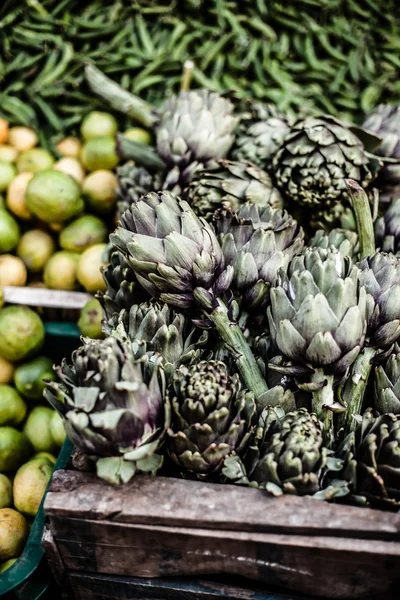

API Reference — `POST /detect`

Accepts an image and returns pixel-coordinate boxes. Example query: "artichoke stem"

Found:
[310,371,334,443]
[85,64,156,128]
[208,301,269,409]
[181,60,194,92]
[116,134,167,172]
[337,346,376,435]
[346,179,375,259]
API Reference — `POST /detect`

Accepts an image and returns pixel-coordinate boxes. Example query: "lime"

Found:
[78,298,104,339]
[0,161,16,192]
[34,451,56,465]
[0,508,29,561]
[0,385,27,426]
[0,145,18,163]
[17,229,55,272]
[43,251,80,290]
[8,127,37,152]
[0,306,45,362]
[13,458,53,516]
[0,427,32,472]
[56,136,81,158]
[82,170,117,214]
[0,119,9,145]
[6,171,33,220]
[0,558,18,573]
[81,136,119,171]
[23,406,56,453]
[0,357,14,384]
[26,170,84,223]
[76,243,108,293]
[53,157,85,184]
[59,215,107,253]
[124,127,152,145]
[0,210,20,253]
[81,111,118,140]
[0,474,12,509]
[17,148,54,173]
[14,355,55,401]
[0,255,27,287]
[50,411,66,447]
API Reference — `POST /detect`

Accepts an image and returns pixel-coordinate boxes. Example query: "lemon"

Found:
[13,458,53,517]
[0,508,29,561]
[0,385,27,426]
[17,229,55,272]
[78,298,104,339]
[23,406,57,453]
[0,119,9,145]
[53,157,85,184]
[59,215,107,253]
[0,161,17,192]
[50,411,66,447]
[0,306,45,362]
[0,210,20,253]
[44,251,80,290]
[17,148,54,174]
[0,255,27,287]
[0,357,14,384]
[34,451,56,465]
[0,558,18,573]
[82,169,117,214]
[0,474,12,509]
[76,243,108,293]
[8,127,38,152]
[123,127,152,145]
[56,136,82,158]
[0,427,32,472]
[26,170,84,223]
[0,144,18,163]
[81,136,119,171]
[6,171,33,220]
[81,111,118,140]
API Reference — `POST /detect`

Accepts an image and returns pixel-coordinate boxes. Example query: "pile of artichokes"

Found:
[45,70,400,511]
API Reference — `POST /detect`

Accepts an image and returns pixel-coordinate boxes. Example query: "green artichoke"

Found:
[44,337,170,484]
[358,252,400,350]
[374,353,400,414]
[213,203,304,310]
[116,161,163,219]
[110,191,232,310]
[375,198,400,256]
[230,102,291,168]
[167,361,256,478]
[272,116,379,207]
[309,228,359,259]
[337,409,400,509]
[363,104,400,205]
[223,406,342,496]
[183,159,283,221]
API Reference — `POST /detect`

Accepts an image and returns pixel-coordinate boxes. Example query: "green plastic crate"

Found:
[0,323,80,599]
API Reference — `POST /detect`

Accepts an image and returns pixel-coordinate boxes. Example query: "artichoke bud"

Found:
[374,353,400,414]
[309,228,359,260]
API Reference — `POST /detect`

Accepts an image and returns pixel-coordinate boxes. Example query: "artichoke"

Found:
[167,361,256,478]
[223,406,341,496]
[358,252,400,351]
[309,228,359,259]
[272,116,379,207]
[110,191,231,310]
[375,198,400,256]
[115,161,163,218]
[213,202,304,310]
[183,159,283,221]
[363,104,400,205]
[374,353,400,414]
[44,337,170,484]
[337,409,400,509]
[230,102,291,168]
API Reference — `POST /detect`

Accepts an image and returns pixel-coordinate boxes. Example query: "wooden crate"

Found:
[43,469,400,600]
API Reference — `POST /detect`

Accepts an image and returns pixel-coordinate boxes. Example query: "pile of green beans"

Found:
[1,0,399,137]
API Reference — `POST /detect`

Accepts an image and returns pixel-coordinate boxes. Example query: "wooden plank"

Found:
[45,470,400,540]
[68,572,306,600]
[48,517,400,599]
[41,524,70,597]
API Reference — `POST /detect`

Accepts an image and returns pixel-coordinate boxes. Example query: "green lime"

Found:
[34,451,56,465]
[0,474,12,509]
[81,111,118,140]
[82,170,117,214]
[76,243,108,293]
[43,251,80,290]
[59,215,107,253]
[78,298,104,339]
[0,160,17,192]
[50,411,66,447]
[0,194,5,210]
[26,170,84,223]
[124,127,152,145]
[0,508,29,561]
[13,458,53,516]
[14,356,55,401]
[0,427,32,472]
[80,136,119,171]
[0,306,45,362]
[23,406,57,453]
[0,209,20,253]
[17,148,54,173]
[17,229,55,272]
[0,385,27,426]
